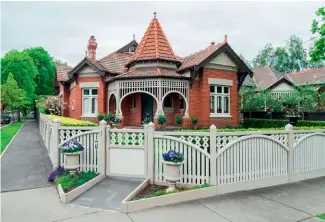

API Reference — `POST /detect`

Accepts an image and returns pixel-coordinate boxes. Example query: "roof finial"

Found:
[153,11,157,19]
[224,34,228,43]
[133,34,135,41]
[211,42,215,46]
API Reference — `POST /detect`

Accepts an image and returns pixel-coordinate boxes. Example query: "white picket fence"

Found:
[39,113,325,195]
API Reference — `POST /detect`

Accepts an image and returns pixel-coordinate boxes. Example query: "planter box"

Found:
[57,173,106,204]
[121,179,216,213]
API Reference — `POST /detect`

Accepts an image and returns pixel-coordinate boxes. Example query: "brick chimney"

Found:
[87,36,97,59]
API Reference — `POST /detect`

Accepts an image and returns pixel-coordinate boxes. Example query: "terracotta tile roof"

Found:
[98,52,132,74]
[56,64,72,82]
[86,57,107,71]
[127,13,178,65]
[114,67,188,80]
[178,42,224,72]
[286,67,325,85]
[252,66,279,89]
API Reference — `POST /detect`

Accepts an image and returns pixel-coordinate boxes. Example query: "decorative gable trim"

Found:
[266,77,295,90]
[80,82,99,88]
[208,78,233,86]
[68,58,106,79]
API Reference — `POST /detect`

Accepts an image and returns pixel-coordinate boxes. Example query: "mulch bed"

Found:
[133,184,189,200]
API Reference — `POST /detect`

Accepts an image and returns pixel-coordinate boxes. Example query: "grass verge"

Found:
[317,213,325,220]
[1,121,24,153]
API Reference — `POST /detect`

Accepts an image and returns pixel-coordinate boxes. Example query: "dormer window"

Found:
[129,46,136,53]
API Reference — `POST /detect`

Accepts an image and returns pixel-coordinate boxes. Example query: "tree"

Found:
[1,50,36,106]
[252,44,275,69]
[1,73,27,121]
[24,47,56,95]
[310,7,325,62]
[55,59,69,66]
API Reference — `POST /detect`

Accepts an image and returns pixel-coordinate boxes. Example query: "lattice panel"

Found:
[269,134,288,146]
[294,133,310,145]
[110,132,145,146]
[176,135,210,153]
[59,129,92,143]
[216,135,241,152]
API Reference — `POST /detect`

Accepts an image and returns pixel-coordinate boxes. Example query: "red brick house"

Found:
[56,13,252,127]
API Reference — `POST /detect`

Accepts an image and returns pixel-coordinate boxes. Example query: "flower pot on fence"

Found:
[64,151,83,173]
[112,123,119,128]
[163,160,183,192]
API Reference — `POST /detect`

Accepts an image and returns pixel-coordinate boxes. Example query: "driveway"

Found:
[2,177,325,222]
[1,120,52,192]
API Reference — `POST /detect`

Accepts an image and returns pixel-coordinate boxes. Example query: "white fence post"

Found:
[285,124,294,182]
[143,124,148,178]
[147,122,155,184]
[210,125,217,185]
[52,118,61,169]
[98,120,107,174]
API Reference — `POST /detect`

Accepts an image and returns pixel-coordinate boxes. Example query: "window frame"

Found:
[82,88,98,117]
[210,85,231,117]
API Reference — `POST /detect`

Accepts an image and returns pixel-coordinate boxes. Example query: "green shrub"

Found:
[243,118,325,129]
[175,115,183,125]
[190,116,199,129]
[104,113,115,122]
[177,126,324,132]
[157,115,167,128]
[55,171,98,192]
[97,113,104,121]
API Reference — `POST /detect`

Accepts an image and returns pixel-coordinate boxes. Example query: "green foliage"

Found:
[157,115,167,127]
[23,47,55,95]
[1,50,37,105]
[97,113,104,121]
[192,183,212,190]
[316,213,325,220]
[243,118,325,129]
[104,113,115,122]
[37,96,66,115]
[47,115,97,126]
[175,115,183,125]
[1,73,27,114]
[0,122,24,153]
[240,86,265,112]
[190,116,199,129]
[178,126,324,132]
[310,7,325,62]
[55,171,98,192]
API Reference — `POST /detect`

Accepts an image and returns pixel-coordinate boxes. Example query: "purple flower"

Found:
[48,166,67,182]
[60,140,84,153]
[162,149,184,163]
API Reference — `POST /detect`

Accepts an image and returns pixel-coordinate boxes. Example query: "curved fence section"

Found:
[293,133,325,179]
[59,130,101,172]
[216,135,289,193]
[154,135,211,185]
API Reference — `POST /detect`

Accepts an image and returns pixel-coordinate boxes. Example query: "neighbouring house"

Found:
[56,12,252,128]
[244,66,325,99]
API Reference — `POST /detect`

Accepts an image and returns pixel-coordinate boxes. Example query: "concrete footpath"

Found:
[1,120,52,192]
[2,177,325,222]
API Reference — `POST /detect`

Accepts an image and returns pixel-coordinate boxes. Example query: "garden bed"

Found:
[47,115,97,126]
[121,178,216,213]
[56,173,105,203]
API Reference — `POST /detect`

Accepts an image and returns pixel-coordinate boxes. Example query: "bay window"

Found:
[210,85,230,117]
[82,88,98,116]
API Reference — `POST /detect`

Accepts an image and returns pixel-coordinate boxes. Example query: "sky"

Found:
[1,1,323,66]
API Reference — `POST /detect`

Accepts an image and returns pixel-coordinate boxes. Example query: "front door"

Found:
[141,94,153,123]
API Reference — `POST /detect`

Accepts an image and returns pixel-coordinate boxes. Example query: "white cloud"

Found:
[1,1,323,65]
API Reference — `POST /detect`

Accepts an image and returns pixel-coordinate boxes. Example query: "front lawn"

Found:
[1,121,24,153]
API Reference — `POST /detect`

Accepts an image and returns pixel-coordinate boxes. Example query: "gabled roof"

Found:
[242,75,255,87]
[56,64,72,82]
[266,75,295,90]
[115,40,138,53]
[68,57,106,78]
[178,42,224,71]
[178,42,253,78]
[126,12,179,66]
[98,52,132,74]
[286,67,325,85]
[253,66,279,89]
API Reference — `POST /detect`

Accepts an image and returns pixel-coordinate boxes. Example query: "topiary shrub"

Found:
[190,116,199,129]
[175,115,183,126]
[97,113,104,121]
[157,115,167,129]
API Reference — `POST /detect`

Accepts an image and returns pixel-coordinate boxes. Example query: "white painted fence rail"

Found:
[39,113,325,195]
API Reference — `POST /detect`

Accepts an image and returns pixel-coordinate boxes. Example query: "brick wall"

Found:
[189,68,239,128]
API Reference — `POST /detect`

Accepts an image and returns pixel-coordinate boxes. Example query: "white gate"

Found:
[106,128,147,178]
[216,135,289,194]
[293,132,325,181]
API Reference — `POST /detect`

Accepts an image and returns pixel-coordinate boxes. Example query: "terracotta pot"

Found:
[112,123,119,128]
[163,160,183,192]
[288,117,299,126]
[64,151,83,173]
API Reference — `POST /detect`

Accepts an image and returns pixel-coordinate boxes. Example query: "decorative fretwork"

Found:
[59,129,93,143]
[177,135,210,153]
[109,131,145,146]
[294,133,311,145]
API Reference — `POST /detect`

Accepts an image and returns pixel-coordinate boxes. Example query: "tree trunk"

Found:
[17,109,21,122]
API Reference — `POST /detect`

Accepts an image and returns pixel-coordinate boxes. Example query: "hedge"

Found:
[243,118,325,129]
[47,115,97,127]
[178,126,324,132]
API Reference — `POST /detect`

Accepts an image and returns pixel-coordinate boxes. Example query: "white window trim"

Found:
[210,85,231,118]
[80,82,99,88]
[82,88,98,117]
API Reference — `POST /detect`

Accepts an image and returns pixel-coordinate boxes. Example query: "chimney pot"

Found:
[211,42,215,46]
[87,35,98,59]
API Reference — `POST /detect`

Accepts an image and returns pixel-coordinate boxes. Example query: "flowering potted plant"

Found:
[112,117,122,128]
[162,150,184,192]
[60,140,84,173]
[142,113,152,125]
